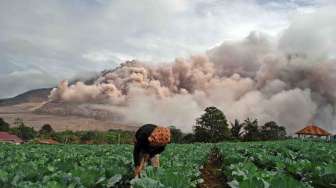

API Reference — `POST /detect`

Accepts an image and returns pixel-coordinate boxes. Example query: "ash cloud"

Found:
[47,7,336,134]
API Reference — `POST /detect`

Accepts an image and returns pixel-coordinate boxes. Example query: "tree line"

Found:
[170,106,287,143]
[0,106,287,144]
[0,118,134,144]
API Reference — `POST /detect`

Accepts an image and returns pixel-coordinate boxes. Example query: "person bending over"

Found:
[133,124,171,177]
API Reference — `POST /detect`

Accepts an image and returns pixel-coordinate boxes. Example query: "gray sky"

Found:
[0,0,331,98]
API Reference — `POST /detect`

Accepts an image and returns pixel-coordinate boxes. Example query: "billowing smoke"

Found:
[46,9,336,134]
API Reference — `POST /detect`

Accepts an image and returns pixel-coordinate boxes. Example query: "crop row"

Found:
[131,143,211,188]
[0,144,134,187]
[0,143,211,188]
[0,140,335,188]
[216,140,336,188]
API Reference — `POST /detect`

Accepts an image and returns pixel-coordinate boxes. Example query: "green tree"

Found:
[181,133,195,143]
[260,121,287,140]
[80,131,96,143]
[169,126,184,143]
[230,119,244,139]
[0,118,10,131]
[11,118,37,141]
[193,126,210,143]
[243,118,259,141]
[194,106,230,142]
[39,124,54,135]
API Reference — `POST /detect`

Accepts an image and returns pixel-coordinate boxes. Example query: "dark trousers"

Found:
[133,144,159,177]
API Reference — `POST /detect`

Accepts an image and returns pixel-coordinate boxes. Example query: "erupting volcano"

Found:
[36,32,336,134]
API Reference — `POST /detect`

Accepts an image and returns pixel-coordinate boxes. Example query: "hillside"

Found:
[0,88,52,106]
[0,87,138,132]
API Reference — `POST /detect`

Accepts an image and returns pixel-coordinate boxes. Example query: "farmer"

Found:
[133,124,171,177]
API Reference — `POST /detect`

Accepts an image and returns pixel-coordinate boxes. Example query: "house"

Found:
[296,125,331,140]
[0,132,23,144]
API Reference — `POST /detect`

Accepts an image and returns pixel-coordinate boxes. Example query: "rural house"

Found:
[0,132,23,144]
[296,125,331,140]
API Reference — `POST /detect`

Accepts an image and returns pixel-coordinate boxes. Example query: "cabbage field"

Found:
[217,141,336,188]
[0,140,335,188]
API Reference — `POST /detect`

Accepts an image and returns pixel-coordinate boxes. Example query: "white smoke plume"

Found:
[46,9,336,134]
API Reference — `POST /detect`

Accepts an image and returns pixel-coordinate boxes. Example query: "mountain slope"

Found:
[0,88,52,106]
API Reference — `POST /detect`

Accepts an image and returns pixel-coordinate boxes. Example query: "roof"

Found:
[296,125,331,136]
[0,132,23,143]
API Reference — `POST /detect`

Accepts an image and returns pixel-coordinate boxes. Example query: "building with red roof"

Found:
[296,125,331,139]
[0,132,23,144]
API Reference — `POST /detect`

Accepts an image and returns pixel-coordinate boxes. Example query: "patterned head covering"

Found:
[148,127,171,146]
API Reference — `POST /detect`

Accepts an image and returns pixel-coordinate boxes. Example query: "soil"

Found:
[198,149,228,188]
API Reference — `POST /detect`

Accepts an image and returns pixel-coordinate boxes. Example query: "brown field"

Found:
[0,102,138,132]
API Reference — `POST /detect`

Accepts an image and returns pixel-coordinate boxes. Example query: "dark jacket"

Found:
[133,124,166,166]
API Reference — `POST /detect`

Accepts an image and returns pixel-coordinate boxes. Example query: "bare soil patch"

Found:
[199,148,228,188]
